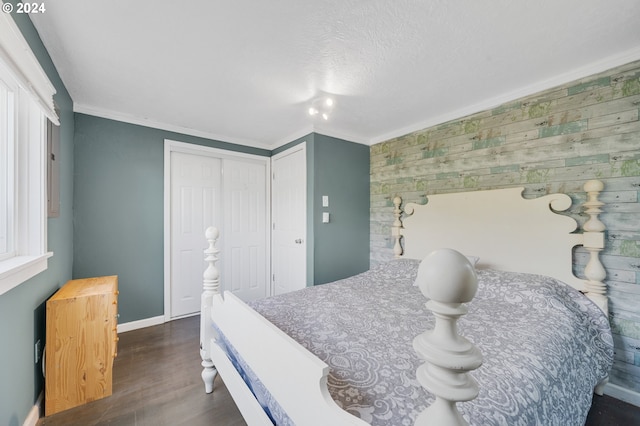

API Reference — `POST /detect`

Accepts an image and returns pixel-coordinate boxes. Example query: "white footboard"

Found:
[201,226,482,425]
[199,226,368,425]
[212,291,368,425]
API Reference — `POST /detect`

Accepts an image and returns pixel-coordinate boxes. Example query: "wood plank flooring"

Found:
[39,315,245,426]
[38,315,640,426]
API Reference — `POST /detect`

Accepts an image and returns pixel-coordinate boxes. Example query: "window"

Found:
[0,8,58,295]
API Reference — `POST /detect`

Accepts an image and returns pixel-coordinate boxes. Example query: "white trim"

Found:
[604,382,640,408]
[0,32,52,295]
[271,142,308,291]
[163,139,271,321]
[117,315,165,333]
[370,46,640,145]
[71,48,640,149]
[22,391,42,426]
[270,140,306,162]
[73,104,372,152]
[311,125,369,146]
[0,3,58,124]
[0,253,52,295]
[270,125,314,149]
[164,139,270,162]
[74,103,272,151]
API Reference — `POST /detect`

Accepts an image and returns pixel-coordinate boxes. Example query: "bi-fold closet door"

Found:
[164,140,270,320]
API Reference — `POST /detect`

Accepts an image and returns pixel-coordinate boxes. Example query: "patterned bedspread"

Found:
[242,259,613,426]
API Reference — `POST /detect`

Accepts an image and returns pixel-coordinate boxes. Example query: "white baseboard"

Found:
[604,382,640,408]
[117,315,165,333]
[23,391,42,426]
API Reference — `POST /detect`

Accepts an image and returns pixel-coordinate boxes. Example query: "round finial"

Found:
[584,180,604,192]
[393,195,401,205]
[416,249,478,303]
[205,226,219,240]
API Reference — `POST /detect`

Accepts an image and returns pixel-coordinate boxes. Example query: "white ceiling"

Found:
[30,0,640,150]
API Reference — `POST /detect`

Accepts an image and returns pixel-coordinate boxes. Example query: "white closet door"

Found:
[271,144,307,295]
[223,159,269,301]
[170,151,222,318]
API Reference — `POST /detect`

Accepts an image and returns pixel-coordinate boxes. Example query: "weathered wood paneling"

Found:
[370,60,640,394]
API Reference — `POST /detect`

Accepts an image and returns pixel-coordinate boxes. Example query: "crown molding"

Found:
[73,48,640,150]
[270,125,315,150]
[73,103,274,151]
[312,125,370,146]
[370,47,640,145]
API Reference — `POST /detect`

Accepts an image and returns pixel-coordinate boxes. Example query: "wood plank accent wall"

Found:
[370,59,640,394]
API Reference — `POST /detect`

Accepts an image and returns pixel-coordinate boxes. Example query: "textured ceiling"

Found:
[30,0,640,149]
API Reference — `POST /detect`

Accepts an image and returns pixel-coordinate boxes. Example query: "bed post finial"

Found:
[582,180,608,315]
[392,196,403,258]
[201,226,220,393]
[413,249,483,426]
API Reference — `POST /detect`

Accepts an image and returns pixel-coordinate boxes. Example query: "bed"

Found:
[199,180,613,426]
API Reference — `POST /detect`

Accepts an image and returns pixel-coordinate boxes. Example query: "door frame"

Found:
[270,142,307,294]
[163,139,271,322]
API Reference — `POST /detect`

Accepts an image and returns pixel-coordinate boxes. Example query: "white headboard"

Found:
[391,180,608,313]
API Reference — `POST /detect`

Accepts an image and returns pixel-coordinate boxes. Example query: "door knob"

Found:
[295,239,303,244]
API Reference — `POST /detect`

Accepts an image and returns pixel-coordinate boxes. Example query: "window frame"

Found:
[0,6,58,295]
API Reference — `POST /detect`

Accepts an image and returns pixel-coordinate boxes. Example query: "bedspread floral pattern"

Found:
[248,259,613,426]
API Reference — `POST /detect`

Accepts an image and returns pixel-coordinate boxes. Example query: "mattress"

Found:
[221,259,613,425]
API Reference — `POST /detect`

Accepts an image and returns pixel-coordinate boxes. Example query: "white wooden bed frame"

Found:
[200,180,608,426]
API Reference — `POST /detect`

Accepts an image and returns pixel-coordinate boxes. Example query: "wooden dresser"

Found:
[45,276,119,416]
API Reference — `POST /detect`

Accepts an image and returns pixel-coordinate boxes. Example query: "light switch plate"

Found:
[322,196,329,207]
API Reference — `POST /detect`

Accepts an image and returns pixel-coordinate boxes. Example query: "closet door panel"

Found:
[223,159,269,301]
[170,152,222,318]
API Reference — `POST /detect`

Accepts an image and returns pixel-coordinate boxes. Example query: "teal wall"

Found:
[2,89,369,422]
[73,114,270,323]
[273,133,370,285]
[0,6,75,425]
[312,134,370,284]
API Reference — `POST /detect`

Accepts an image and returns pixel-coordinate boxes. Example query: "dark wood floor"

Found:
[39,315,639,426]
[39,315,245,426]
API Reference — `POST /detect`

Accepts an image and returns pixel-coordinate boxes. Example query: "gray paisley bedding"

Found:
[242,259,613,426]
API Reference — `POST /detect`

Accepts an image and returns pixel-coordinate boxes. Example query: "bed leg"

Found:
[201,358,217,394]
[413,249,483,426]
[200,300,218,393]
[594,377,609,396]
[201,226,221,394]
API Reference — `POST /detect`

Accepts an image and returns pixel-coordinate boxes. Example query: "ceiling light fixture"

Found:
[308,97,334,120]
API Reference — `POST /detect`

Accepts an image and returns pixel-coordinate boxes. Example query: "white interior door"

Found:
[170,151,222,318]
[272,144,307,295]
[223,159,269,301]
[166,141,271,320]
